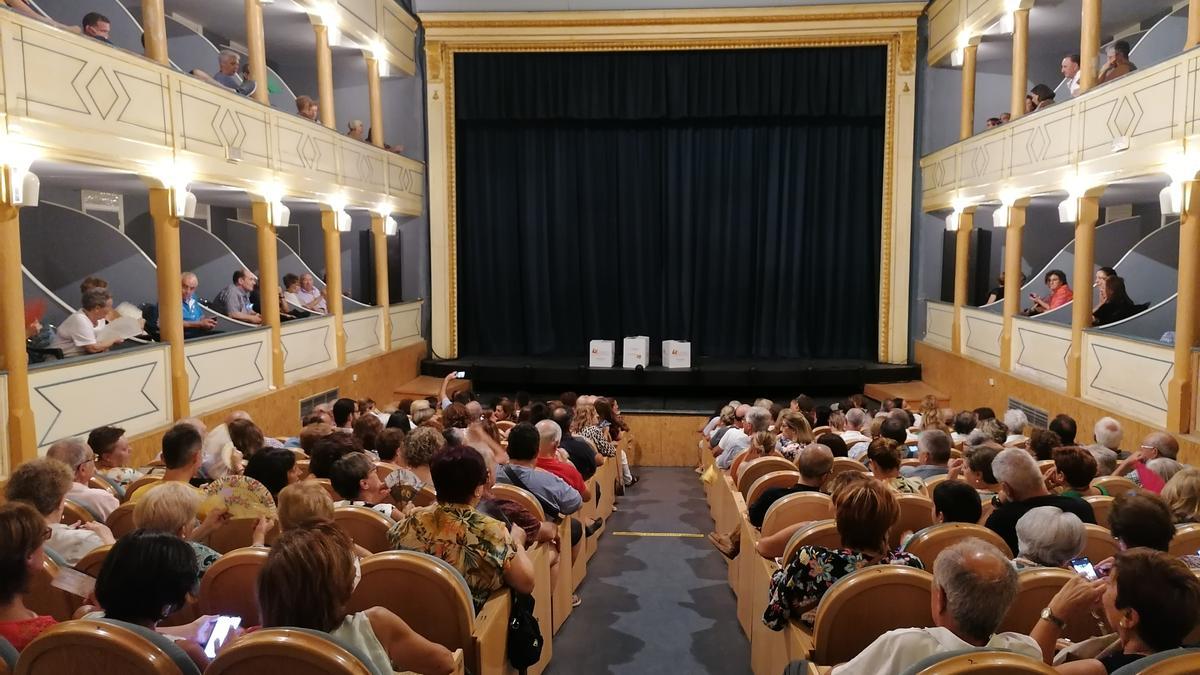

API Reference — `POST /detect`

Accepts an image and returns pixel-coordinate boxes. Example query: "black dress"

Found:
[1093,300,1139,326]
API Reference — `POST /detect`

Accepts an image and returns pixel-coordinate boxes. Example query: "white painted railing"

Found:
[389,300,423,348]
[184,329,272,415]
[924,300,955,351]
[960,306,1003,367]
[280,316,338,383]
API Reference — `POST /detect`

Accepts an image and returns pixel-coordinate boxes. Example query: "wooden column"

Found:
[244,0,269,106]
[999,202,1028,370]
[148,187,189,418]
[250,202,284,387]
[371,214,392,349]
[321,208,346,365]
[0,186,35,465]
[1168,180,1200,433]
[960,41,979,140]
[1010,8,1030,121]
[366,54,385,149]
[1189,0,1200,50]
[140,0,169,65]
[1080,0,1102,93]
[951,208,976,353]
[314,23,336,129]
[1066,192,1103,397]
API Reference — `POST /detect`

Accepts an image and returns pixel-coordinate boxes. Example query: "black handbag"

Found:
[506,591,543,670]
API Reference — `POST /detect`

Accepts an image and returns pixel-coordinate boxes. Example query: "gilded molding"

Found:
[898,30,917,74]
[879,38,897,363]
[426,41,445,82]
[421,8,925,30]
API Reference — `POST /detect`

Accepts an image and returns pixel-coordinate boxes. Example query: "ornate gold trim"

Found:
[879,38,898,363]
[422,10,924,29]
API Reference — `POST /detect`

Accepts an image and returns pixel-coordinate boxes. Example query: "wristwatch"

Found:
[1040,607,1067,630]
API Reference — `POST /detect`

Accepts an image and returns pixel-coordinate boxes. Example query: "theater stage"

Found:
[420,356,921,412]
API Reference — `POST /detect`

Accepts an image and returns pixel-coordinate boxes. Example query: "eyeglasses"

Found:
[75,454,96,470]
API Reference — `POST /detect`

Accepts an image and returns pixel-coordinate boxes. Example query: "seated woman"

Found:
[88,425,144,488]
[278,480,335,531]
[931,480,984,524]
[949,442,1002,497]
[1161,467,1200,523]
[258,523,456,674]
[352,415,384,456]
[330,452,400,520]
[385,426,441,507]
[1026,83,1056,112]
[1033,548,1200,673]
[729,431,782,480]
[1029,428,1063,461]
[1012,506,1085,570]
[1049,446,1106,497]
[95,530,217,669]
[763,479,923,629]
[1108,490,1200,569]
[0,502,58,651]
[227,418,265,462]
[4,458,114,565]
[1093,275,1140,326]
[243,447,300,501]
[866,438,924,494]
[775,410,815,462]
[1028,269,1073,315]
[134,482,226,577]
[388,446,536,611]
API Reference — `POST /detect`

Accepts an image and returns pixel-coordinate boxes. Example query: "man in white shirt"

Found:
[716,405,769,470]
[832,538,1040,674]
[294,272,328,313]
[840,407,871,447]
[45,437,119,521]
[1061,53,1081,97]
[1093,416,1124,456]
[4,457,115,566]
[51,287,122,357]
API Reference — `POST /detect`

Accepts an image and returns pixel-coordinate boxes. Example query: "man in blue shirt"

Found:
[181,272,217,337]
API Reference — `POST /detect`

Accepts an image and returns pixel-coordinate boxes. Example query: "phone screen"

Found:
[1069,557,1097,581]
[204,615,242,658]
[455,370,467,378]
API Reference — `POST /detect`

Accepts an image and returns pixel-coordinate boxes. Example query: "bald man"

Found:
[1113,431,1180,487]
[181,272,217,335]
[831,539,1040,674]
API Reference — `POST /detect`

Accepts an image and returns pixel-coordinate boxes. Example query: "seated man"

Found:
[180,272,217,337]
[498,423,582,518]
[211,269,263,324]
[900,430,952,480]
[347,120,365,141]
[193,49,256,96]
[82,12,110,43]
[1097,40,1137,85]
[830,538,1040,673]
[5,458,115,565]
[716,406,771,470]
[985,448,1095,554]
[128,424,207,502]
[51,288,123,357]
[1113,431,1179,489]
[44,438,119,520]
[533,420,591,503]
[294,273,327,313]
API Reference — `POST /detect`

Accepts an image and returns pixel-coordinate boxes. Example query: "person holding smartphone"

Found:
[1027,269,1073,315]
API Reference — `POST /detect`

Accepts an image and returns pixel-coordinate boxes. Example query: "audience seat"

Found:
[74,544,113,579]
[125,475,162,498]
[1036,460,1056,474]
[495,420,515,436]
[26,556,80,621]
[345,551,510,675]
[809,565,935,665]
[88,475,122,499]
[205,627,418,675]
[295,460,311,479]
[314,479,338,500]
[921,475,948,496]
[746,471,802,507]
[332,505,393,553]
[811,426,832,436]
[1081,524,1120,563]
[1110,647,1200,674]
[1083,495,1114,527]
[782,521,841,564]
[1091,475,1137,495]
[373,462,401,483]
[737,457,798,497]
[61,499,97,525]
[16,618,201,675]
[761,493,835,537]
[902,523,1013,564]
[106,503,138,539]
[889,494,937,550]
[413,486,438,507]
[996,568,1101,642]
[900,648,1056,674]
[830,457,867,478]
[901,458,922,468]
[1169,523,1200,559]
[198,546,270,626]
[206,518,277,554]
[490,484,546,521]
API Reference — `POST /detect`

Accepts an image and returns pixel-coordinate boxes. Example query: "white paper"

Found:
[51,566,97,598]
[95,316,144,343]
[589,340,614,368]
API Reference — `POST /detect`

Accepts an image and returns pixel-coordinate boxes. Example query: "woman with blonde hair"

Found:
[1161,467,1200,524]
[776,410,814,461]
[277,480,335,531]
[916,395,939,428]
[571,402,615,458]
[729,431,780,480]
[866,437,924,494]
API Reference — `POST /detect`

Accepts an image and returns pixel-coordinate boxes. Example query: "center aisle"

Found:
[547,467,752,674]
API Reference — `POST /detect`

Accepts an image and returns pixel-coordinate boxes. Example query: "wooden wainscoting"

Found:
[624,413,710,467]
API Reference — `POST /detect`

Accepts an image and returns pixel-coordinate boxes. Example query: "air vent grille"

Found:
[1007,397,1048,429]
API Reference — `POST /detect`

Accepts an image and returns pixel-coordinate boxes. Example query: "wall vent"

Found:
[1007,397,1048,429]
[299,389,339,424]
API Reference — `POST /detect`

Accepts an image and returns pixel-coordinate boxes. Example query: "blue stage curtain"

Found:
[454,47,886,360]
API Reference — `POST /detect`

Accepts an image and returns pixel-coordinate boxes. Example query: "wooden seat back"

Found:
[901,522,1013,566]
[332,505,393,553]
[907,649,1057,674]
[811,565,935,665]
[745,471,802,507]
[1081,524,1120,564]
[197,547,270,626]
[830,457,867,478]
[1111,648,1200,675]
[26,557,80,621]
[16,619,201,675]
[206,518,278,555]
[1083,495,1115,528]
[125,475,162,498]
[61,499,95,526]
[490,484,546,521]
[205,628,376,675]
[921,474,949,496]
[782,520,841,565]
[105,502,138,540]
[87,476,121,499]
[761,492,835,537]
[374,462,401,483]
[74,544,113,579]
[1169,523,1200,559]
[996,567,1100,642]
[737,457,799,497]
[413,486,438,507]
[314,479,338,500]
[1091,475,1137,496]
[889,494,937,550]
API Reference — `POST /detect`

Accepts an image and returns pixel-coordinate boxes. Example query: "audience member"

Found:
[749,443,833,527]
[817,432,848,458]
[1114,431,1180,489]
[976,418,1009,445]
[985,448,1095,555]
[227,418,264,463]
[1003,409,1029,445]
[330,452,398,520]
[572,400,617,459]
[729,430,782,479]
[388,445,536,610]
[133,481,239,577]
[867,438,924,494]
[1062,53,1082,96]
[1107,490,1200,568]
[352,415,383,455]
[81,11,110,43]
[333,397,359,431]
[129,424,206,502]
[949,441,1002,497]
[243,446,299,500]
[1049,414,1077,445]
[1028,428,1062,461]
[44,437,119,520]
[308,432,358,480]
[1087,444,1119,477]
[1091,416,1123,456]
[775,410,815,461]
[89,425,142,487]
[386,426,440,506]
[985,116,1001,128]
[52,287,122,356]
[1049,446,1104,497]
[830,539,1037,674]
[763,479,922,629]
[931,480,984,525]
[375,428,404,464]
[950,411,976,444]
[211,269,263,324]
[1147,457,1184,485]
[180,272,218,335]
[1026,84,1056,112]
[1097,40,1137,85]
[294,273,327,313]
[1028,269,1072,314]
[296,95,319,121]
[841,408,871,446]
[5,458,114,565]
[207,50,255,96]
[534,420,591,500]
[1011,506,1085,569]
[900,430,952,480]
[498,423,583,518]
[347,120,365,141]
[1032,549,1199,672]
[0,501,58,651]
[277,480,334,531]
[1094,275,1140,326]
[1161,467,1200,523]
[974,407,997,422]
[552,406,600,479]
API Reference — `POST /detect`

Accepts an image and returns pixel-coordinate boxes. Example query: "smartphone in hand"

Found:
[204,615,242,658]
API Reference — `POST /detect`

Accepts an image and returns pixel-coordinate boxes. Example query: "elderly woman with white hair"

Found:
[1012,506,1085,570]
[984,448,1097,556]
[1002,409,1029,446]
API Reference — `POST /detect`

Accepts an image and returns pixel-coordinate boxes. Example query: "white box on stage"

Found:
[589,340,615,368]
[661,340,691,369]
[622,336,650,368]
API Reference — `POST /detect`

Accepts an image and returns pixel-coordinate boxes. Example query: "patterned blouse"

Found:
[777,438,802,462]
[763,545,924,630]
[580,425,616,457]
[887,475,926,495]
[387,503,517,611]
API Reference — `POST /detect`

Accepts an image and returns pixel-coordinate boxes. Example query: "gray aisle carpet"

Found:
[546,467,752,675]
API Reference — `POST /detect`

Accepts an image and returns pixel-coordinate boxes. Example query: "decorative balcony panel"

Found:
[183,329,272,415]
[275,116,340,185]
[961,306,1002,367]
[923,300,955,350]
[1077,63,1181,164]
[173,76,273,173]
[339,138,387,193]
[28,345,172,451]
[1081,332,1174,428]
[388,154,425,213]
[281,315,338,383]
[340,0,379,35]
[343,307,385,362]
[389,300,423,348]
[1010,317,1071,391]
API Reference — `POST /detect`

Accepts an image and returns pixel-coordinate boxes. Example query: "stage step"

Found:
[863,381,948,409]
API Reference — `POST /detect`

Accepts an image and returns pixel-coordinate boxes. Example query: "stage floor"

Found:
[421,355,920,412]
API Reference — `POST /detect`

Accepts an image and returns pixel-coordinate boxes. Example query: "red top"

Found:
[1047,285,1073,310]
[535,456,587,495]
[0,615,57,651]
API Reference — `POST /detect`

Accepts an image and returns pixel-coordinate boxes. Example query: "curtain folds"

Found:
[455,47,886,359]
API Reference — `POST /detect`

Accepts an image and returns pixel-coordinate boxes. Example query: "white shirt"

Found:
[849,441,870,461]
[831,626,1041,675]
[48,523,107,566]
[840,431,870,446]
[66,481,120,521]
[294,286,326,312]
[282,291,304,310]
[51,311,106,357]
[1068,71,1081,96]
